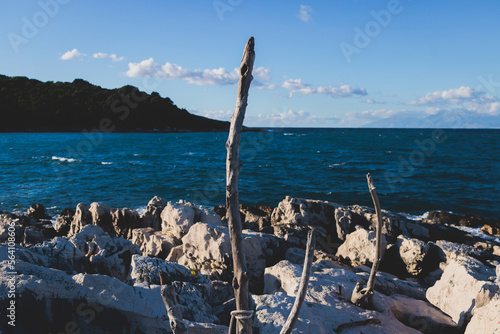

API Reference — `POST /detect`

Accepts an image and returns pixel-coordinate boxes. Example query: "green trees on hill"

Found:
[0,75,230,132]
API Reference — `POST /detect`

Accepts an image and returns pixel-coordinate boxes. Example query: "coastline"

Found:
[1,196,499,332]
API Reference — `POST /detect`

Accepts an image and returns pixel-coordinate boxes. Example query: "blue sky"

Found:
[1,0,500,127]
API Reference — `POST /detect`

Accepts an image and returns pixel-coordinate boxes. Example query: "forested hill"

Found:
[0,74,232,132]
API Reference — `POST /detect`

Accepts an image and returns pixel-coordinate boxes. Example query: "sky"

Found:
[1,0,500,128]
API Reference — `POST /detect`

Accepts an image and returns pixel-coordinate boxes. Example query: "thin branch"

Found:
[280,229,316,334]
[350,173,383,309]
[225,37,256,334]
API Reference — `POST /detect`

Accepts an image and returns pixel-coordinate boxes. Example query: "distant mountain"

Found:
[0,75,232,132]
[363,110,500,128]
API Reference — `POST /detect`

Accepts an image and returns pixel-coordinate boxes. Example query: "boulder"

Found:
[0,213,26,244]
[161,201,221,239]
[53,208,74,236]
[465,294,500,334]
[89,202,113,235]
[396,235,429,276]
[336,227,388,267]
[271,197,339,249]
[179,222,266,292]
[23,225,141,280]
[481,224,500,236]
[22,225,47,246]
[140,196,167,230]
[110,208,141,239]
[0,259,227,333]
[129,255,209,286]
[26,204,50,220]
[263,260,456,333]
[426,256,498,328]
[335,207,353,241]
[131,227,180,258]
[69,203,91,236]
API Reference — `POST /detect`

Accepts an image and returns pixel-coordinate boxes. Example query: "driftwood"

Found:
[280,229,316,334]
[159,270,188,334]
[351,173,383,309]
[225,37,256,334]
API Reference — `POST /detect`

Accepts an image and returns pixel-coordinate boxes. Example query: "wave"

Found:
[52,156,78,163]
[101,162,113,165]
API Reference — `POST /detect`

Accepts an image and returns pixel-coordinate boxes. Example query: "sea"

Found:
[0,129,498,220]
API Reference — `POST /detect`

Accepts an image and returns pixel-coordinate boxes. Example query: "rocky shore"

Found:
[1,197,499,333]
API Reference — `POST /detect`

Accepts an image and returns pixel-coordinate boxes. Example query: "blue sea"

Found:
[0,129,498,219]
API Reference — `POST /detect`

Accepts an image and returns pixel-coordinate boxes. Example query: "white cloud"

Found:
[297,5,313,23]
[364,99,386,104]
[125,58,272,86]
[251,109,341,127]
[196,109,234,121]
[408,86,481,105]
[93,52,124,62]
[254,67,271,82]
[60,48,85,60]
[281,78,367,98]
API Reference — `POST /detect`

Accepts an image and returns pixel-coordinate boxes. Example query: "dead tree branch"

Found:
[351,173,383,309]
[280,229,316,334]
[225,37,256,334]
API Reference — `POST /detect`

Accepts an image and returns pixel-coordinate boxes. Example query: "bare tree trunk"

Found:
[280,229,316,334]
[225,37,256,334]
[351,173,383,309]
[159,270,187,334]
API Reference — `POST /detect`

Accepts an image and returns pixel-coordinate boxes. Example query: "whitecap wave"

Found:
[52,156,78,163]
[101,162,113,165]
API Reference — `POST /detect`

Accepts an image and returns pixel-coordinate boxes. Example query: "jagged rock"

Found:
[166,245,184,262]
[465,294,500,334]
[53,208,74,236]
[336,227,388,267]
[426,256,498,327]
[21,225,47,246]
[396,235,429,276]
[353,268,427,300]
[426,211,462,226]
[140,196,167,230]
[263,260,456,333]
[89,202,114,235]
[179,222,266,292]
[26,204,50,220]
[432,240,499,265]
[335,207,352,241]
[0,213,26,244]
[21,225,141,280]
[481,224,500,236]
[161,201,221,239]
[285,247,306,265]
[0,259,227,333]
[161,202,195,238]
[110,208,141,239]
[271,197,339,247]
[131,227,180,258]
[69,202,91,236]
[129,255,209,286]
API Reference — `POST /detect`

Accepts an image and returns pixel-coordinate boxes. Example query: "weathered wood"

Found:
[159,270,187,334]
[350,173,383,309]
[280,229,316,334]
[225,37,256,334]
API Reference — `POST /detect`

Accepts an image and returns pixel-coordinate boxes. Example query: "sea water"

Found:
[0,129,498,219]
